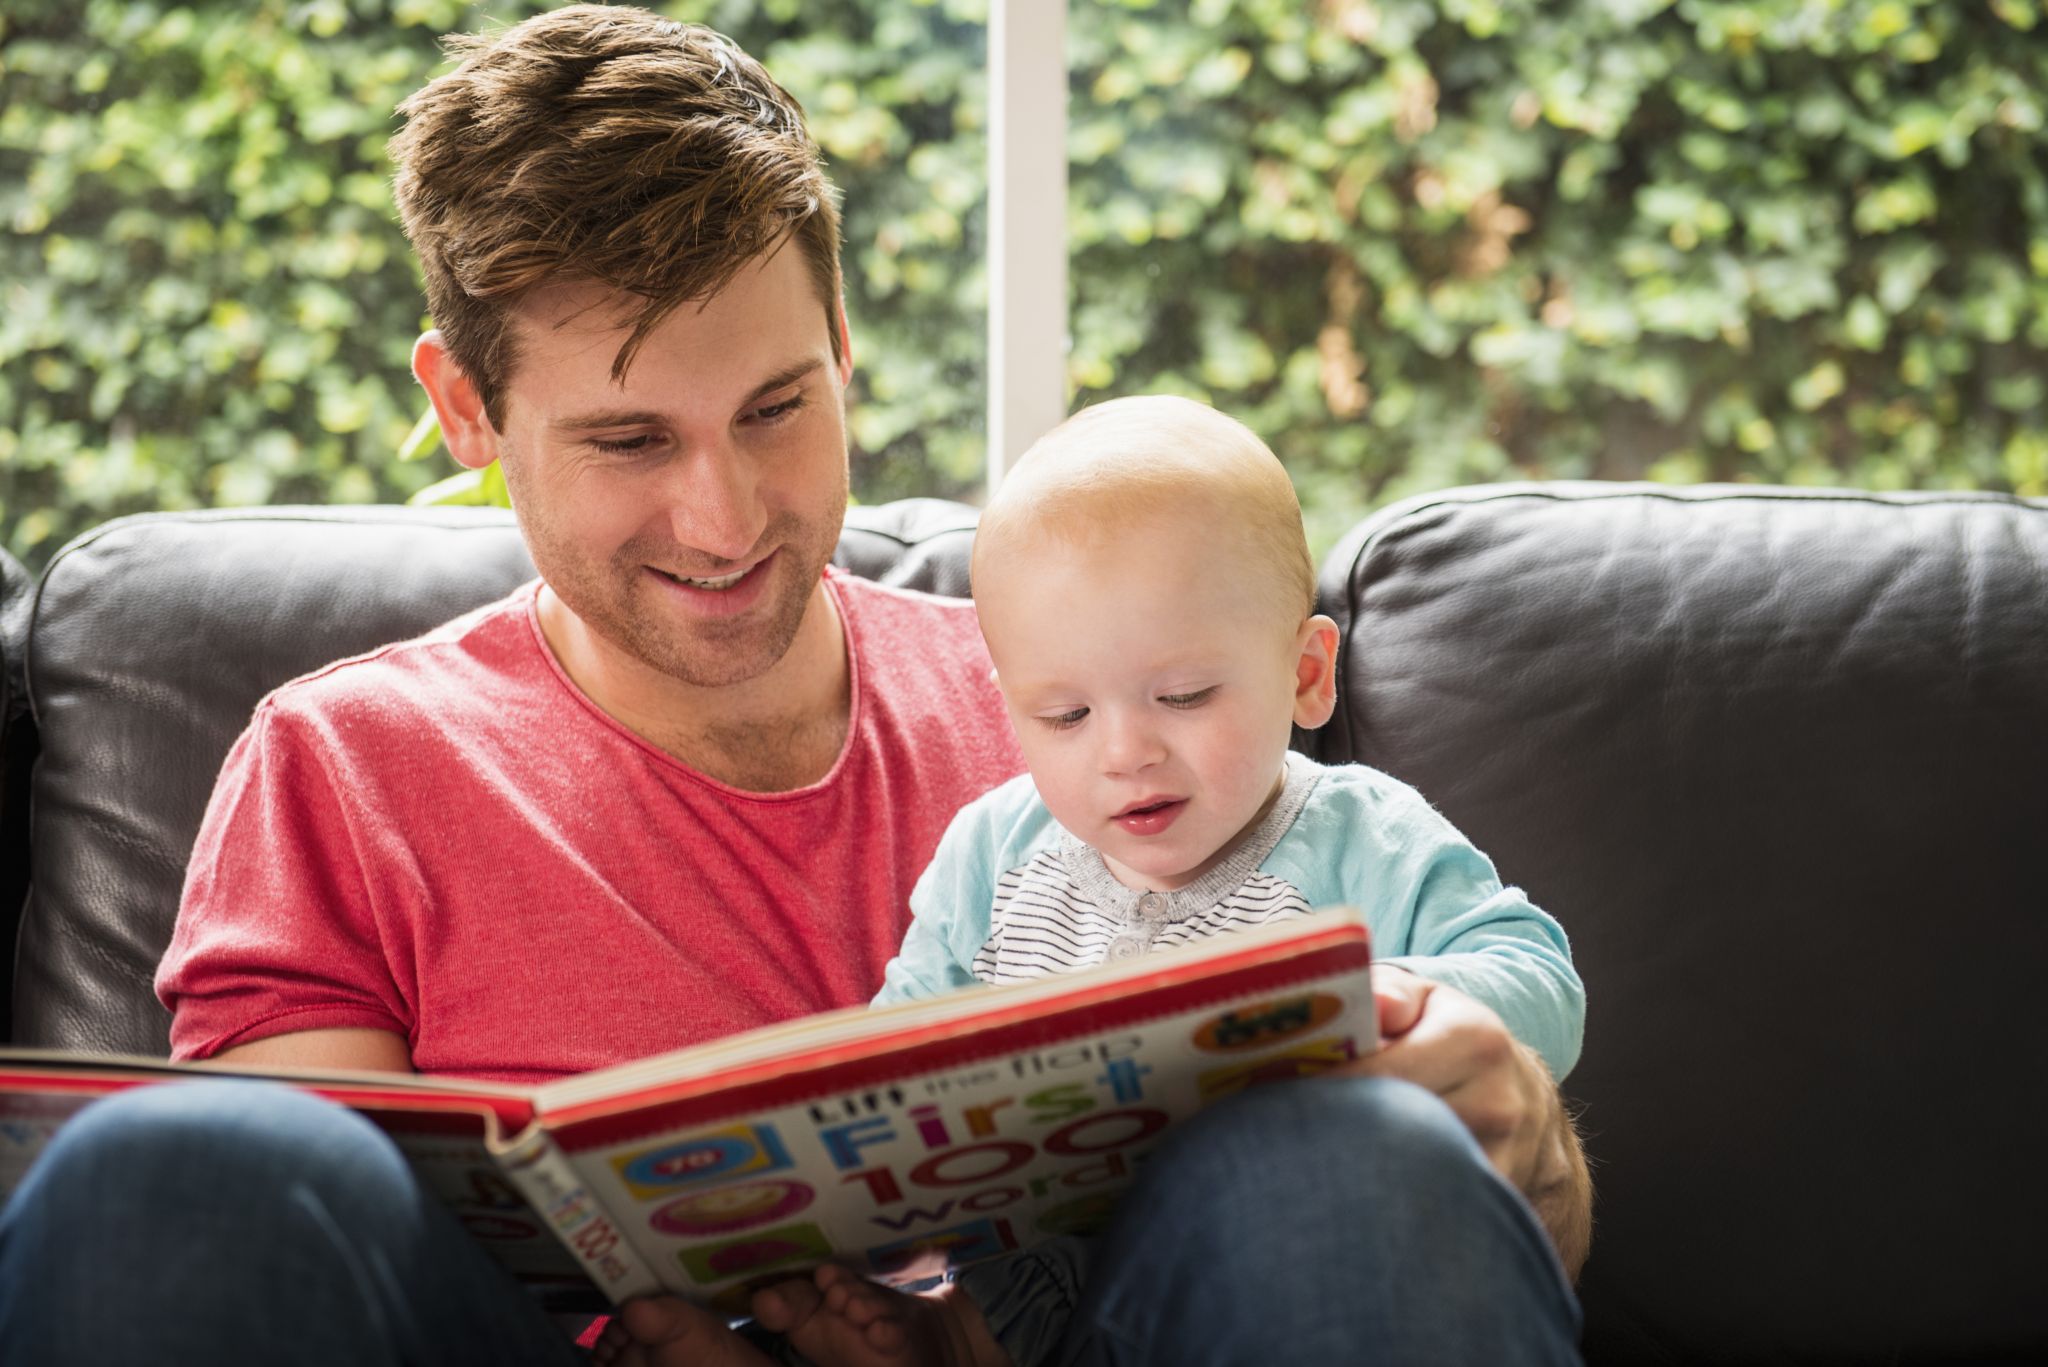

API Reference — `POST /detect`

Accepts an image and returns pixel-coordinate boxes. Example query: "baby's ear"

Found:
[1291,615,1341,729]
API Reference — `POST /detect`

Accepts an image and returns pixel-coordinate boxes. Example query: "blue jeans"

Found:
[1049,1075,1581,1365]
[0,1076,1579,1364]
[0,1081,588,1364]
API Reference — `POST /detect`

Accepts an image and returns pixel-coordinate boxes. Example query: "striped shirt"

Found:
[970,755,1318,982]
[877,749,1582,1082]
[877,749,1586,1367]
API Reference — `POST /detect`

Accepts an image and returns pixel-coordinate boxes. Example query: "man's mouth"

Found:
[658,566,751,590]
[653,551,771,593]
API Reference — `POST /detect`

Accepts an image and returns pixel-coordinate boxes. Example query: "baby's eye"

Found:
[1039,707,1089,731]
[1160,687,1218,709]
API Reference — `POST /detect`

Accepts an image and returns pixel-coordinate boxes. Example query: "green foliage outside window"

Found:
[0,0,988,567]
[1074,0,2048,549]
[3,0,2044,572]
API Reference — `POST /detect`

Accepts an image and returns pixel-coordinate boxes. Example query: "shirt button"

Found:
[1138,893,1166,920]
[1109,936,1144,960]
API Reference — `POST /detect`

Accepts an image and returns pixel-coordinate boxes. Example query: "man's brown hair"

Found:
[389,4,842,427]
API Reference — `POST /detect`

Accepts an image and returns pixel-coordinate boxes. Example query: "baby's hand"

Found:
[752,1265,1008,1367]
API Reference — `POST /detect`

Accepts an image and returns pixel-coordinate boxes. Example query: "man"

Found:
[0,8,1588,1365]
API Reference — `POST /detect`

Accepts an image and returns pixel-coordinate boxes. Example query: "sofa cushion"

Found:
[12,500,978,1054]
[1315,482,2048,1365]
[832,496,978,595]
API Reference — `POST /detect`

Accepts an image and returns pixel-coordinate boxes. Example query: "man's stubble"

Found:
[526,505,844,691]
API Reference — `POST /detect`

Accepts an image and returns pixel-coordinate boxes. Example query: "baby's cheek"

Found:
[1030,762,1101,832]
[1033,778,1095,833]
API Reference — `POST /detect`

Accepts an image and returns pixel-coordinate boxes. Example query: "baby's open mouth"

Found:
[1112,797,1188,835]
[1117,799,1177,818]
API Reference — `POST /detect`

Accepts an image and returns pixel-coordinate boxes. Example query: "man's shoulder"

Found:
[832,571,1006,731]
[831,570,983,647]
[257,583,541,729]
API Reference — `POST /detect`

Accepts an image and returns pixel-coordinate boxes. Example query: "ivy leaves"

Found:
[3,0,2043,571]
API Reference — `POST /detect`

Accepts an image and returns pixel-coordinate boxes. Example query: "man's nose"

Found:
[665,439,767,563]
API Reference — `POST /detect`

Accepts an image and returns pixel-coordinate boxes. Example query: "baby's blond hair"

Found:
[972,396,1316,626]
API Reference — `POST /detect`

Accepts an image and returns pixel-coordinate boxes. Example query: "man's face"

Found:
[489,247,851,690]
[977,515,1310,892]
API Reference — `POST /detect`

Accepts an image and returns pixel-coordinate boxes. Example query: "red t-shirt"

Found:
[156,570,1024,1082]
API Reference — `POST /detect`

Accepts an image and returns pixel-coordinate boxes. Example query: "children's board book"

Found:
[0,907,1373,1314]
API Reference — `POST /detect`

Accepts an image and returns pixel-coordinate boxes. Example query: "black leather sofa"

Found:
[4,484,2044,1363]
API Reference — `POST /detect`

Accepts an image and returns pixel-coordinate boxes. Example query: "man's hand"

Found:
[1345,965,1591,1279]
[1350,967,1545,1188]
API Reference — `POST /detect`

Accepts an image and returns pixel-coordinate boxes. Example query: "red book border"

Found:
[0,1068,534,1137]
[541,924,1369,1152]
[0,922,1367,1158]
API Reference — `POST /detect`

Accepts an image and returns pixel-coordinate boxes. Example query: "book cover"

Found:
[0,907,1373,1313]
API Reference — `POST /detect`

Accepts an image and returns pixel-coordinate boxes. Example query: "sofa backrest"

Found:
[10,499,980,1055]
[1312,482,2048,1365]
[13,483,2048,1364]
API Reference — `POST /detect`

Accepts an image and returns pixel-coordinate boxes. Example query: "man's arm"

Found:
[1516,1040,1592,1282]
[1349,966,1592,1281]
[214,1027,414,1074]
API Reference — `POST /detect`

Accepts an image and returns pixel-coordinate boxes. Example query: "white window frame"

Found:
[986,0,1068,493]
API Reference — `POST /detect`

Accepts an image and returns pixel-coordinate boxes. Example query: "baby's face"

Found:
[978,518,1315,892]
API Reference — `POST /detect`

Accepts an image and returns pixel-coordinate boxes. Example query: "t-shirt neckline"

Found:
[515,568,866,804]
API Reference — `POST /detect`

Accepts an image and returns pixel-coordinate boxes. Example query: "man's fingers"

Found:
[1350,979,1588,1263]
[1350,981,1547,1187]
[1356,981,1508,1080]
[1360,994,1513,1098]
[1371,964,1431,1040]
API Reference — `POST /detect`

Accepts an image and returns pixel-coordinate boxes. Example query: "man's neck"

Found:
[535,579,852,792]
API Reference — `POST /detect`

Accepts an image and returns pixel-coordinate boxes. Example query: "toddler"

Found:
[623,395,1584,1367]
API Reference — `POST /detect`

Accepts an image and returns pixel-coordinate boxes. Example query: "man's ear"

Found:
[1291,614,1341,730]
[412,330,501,472]
[834,297,855,387]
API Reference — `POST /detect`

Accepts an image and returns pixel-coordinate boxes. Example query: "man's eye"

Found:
[1160,687,1218,709]
[589,434,657,455]
[1040,707,1089,731]
[752,395,806,423]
